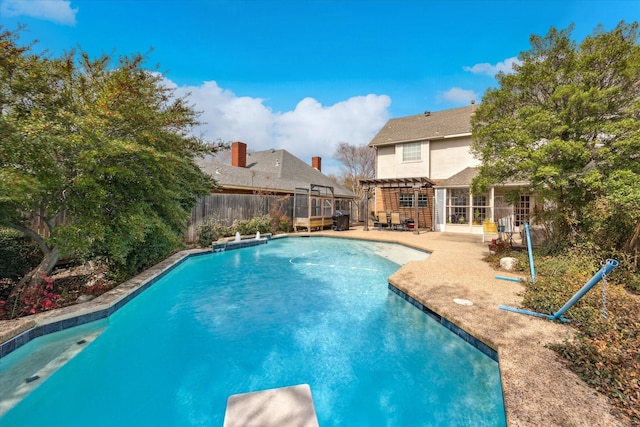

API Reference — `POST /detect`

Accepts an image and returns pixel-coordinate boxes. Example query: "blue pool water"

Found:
[1,237,505,426]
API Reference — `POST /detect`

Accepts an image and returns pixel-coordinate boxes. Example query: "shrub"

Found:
[196,219,232,247]
[0,275,61,320]
[232,215,272,236]
[487,238,512,255]
[275,216,293,233]
[269,195,292,233]
[0,228,42,282]
[520,250,640,424]
[107,221,182,283]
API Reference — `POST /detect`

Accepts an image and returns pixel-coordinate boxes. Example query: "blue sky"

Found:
[1,0,638,174]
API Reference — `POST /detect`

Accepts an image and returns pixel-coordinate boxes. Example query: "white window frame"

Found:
[402,142,421,162]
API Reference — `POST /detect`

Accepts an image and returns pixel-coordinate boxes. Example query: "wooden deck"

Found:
[293,217,333,232]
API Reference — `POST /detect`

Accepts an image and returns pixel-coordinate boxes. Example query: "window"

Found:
[446,189,469,223]
[311,198,320,216]
[446,190,488,224]
[399,193,428,208]
[399,194,413,208]
[515,195,530,226]
[402,142,421,161]
[323,199,333,217]
[472,195,488,224]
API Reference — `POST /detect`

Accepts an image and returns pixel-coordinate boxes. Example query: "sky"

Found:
[1,0,639,175]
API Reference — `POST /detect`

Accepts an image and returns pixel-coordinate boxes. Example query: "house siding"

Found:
[376,145,397,179]
[376,141,431,179]
[429,136,479,180]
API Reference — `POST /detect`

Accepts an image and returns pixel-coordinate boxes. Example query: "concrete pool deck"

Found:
[0,229,624,426]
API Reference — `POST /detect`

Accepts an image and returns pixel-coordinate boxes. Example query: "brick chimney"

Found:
[312,156,322,172]
[231,141,247,168]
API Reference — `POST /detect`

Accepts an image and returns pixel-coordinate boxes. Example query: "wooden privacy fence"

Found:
[185,194,294,243]
[24,210,68,238]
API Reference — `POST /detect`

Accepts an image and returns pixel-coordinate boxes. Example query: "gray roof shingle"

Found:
[369,105,475,146]
[436,167,479,187]
[436,166,529,188]
[197,149,354,197]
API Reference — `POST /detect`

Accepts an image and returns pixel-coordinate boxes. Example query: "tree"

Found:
[333,142,375,198]
[0,28,224,292]
[471,21,640,251]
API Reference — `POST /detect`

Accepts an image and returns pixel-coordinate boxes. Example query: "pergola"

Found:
[359,177,436,234]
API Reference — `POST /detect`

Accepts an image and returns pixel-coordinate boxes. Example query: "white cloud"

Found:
[463,56,521,76]
[179,81,276,149]
[0,0,78,26]
[174,80,391,165]
[439,87,478,104]
[275,95,390,161]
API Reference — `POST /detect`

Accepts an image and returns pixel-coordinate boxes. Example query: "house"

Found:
[197,142,355,231]
[366,102,532,235]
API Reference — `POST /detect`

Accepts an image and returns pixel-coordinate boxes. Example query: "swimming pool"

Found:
[1,237,506,426]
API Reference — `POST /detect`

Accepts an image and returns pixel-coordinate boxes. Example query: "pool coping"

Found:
[0,236,270,358]
[0,230,625,427]
[2,234,457,358]
[1,233,501,424]
[388,284,498,362]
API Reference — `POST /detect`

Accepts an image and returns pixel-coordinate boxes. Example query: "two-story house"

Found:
[366,102,532,235]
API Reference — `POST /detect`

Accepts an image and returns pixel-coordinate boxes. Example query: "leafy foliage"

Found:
[471,22,640,254]
[0,228,42,281]
[0,275,60,319]
[196,218,232,247]
[0,27,224,288]
[232,215,273,236]
[195,214,292,248]
[511,249,640,424]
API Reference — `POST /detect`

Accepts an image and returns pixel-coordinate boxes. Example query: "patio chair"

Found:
[482,220,498,242]
[391,212,403,230]
[377,212,389,230]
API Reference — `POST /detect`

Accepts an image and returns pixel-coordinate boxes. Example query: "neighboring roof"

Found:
[436,167,529,188]
[197,149,355,198]
[369,105,475,147]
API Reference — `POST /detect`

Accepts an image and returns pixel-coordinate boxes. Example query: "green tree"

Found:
[0,28,223,291]
[471,21,640,251]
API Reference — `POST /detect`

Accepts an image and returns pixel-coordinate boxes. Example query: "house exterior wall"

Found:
[376,141,432,179]
[395,141,429,178]
[376,137,478,181]
[429,136,479,180]
[375,145,397,179]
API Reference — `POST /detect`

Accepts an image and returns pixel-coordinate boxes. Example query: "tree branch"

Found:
[7,221,51,255]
